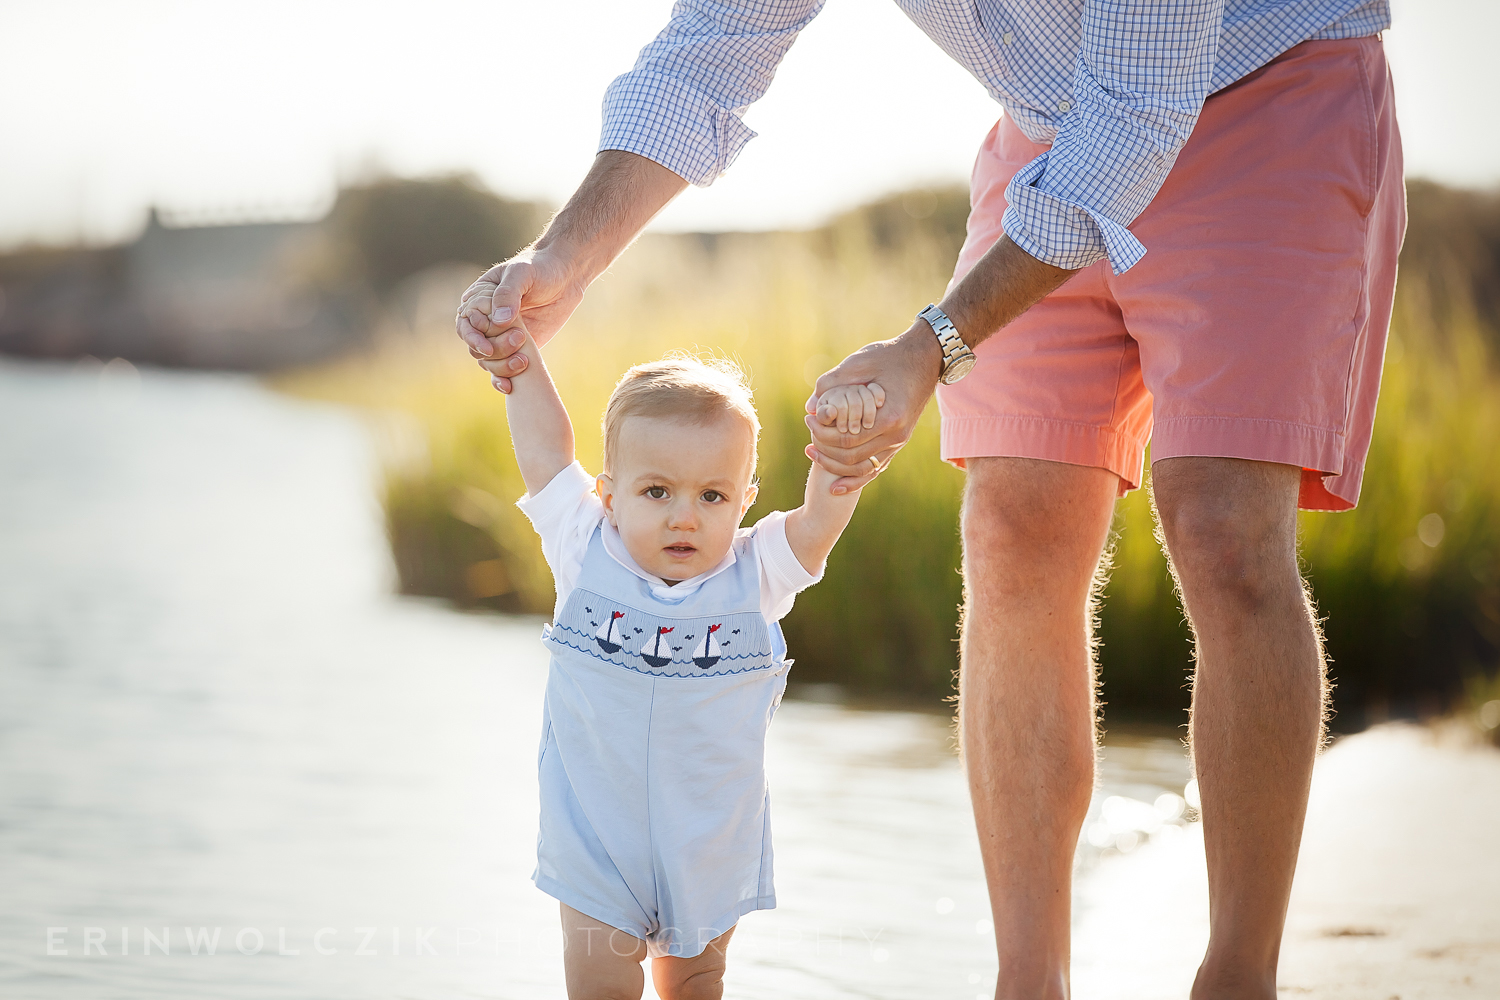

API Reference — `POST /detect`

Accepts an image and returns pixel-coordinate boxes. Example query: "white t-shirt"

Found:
[517,461,821,623]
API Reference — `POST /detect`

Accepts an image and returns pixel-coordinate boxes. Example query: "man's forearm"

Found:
[938,235,1076,351]
[536,150,689,286]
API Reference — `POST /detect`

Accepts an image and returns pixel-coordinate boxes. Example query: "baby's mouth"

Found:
[664,543,697,558]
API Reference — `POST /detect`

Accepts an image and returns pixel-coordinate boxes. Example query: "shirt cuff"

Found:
[516,461,596,523]
[1000,155,1149,275]
[599,71,758,187]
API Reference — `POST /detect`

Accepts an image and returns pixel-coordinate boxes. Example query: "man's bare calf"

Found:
[1153,457,1324,1000]
[960,457,1119,998]
[960,455,1323,999]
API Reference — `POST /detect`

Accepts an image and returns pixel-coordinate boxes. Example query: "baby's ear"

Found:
[596,474,618,524]
[741,482,759,515]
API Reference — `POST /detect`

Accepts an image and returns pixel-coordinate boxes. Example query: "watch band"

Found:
[919,303,978,384]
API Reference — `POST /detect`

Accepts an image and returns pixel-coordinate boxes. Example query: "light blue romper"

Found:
[534,522,791,958]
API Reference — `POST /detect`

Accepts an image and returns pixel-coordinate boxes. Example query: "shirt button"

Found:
[1058,100,1072,113]
[1002,31,1014,44]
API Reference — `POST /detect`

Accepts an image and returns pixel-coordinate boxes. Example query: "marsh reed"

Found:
[279,183,1500,724]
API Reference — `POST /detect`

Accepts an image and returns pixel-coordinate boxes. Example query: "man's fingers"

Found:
[804,445,879,493]
[804,414,883,464]
[478,352,529,377]
[813,364,871,401]
[806,449,875,478]
[489,262,535,329]
[490,375,513,394]
[466,267,505,296]
[469,327,526,366]
[458,316,491,356]
[810,364,855,411]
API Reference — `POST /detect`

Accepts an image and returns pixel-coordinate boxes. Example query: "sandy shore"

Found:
[1068,723,1500,998]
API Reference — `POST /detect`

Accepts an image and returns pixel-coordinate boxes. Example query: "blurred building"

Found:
[0,176,543,371]
[0,208,361,370]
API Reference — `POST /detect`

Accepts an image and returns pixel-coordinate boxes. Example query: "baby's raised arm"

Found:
[497,328,575,496]
[784,381,885,574]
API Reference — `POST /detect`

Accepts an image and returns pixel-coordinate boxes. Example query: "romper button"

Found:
[1002,31,1014,44]
[1058,100,1072,113]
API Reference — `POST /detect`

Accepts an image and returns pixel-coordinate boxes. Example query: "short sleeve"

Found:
[746,509,821,622]
[516,461,604,611]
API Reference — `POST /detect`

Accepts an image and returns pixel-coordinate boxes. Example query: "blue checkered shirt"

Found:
[600,0,1390,273]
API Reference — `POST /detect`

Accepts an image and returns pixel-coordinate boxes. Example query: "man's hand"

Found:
[803,327,943,494]
[456,250,582,391]
[805,235,1078,489]
[453,151,689,392]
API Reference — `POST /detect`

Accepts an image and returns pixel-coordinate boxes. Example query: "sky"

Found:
[0,0,1495,248]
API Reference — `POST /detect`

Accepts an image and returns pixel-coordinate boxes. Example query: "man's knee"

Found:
[961,457,1117,601]
[1153,458,1302,610]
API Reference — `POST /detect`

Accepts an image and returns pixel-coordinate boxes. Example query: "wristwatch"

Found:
[919,303,977,384]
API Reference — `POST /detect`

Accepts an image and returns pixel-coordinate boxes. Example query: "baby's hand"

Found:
[814,382,886,435]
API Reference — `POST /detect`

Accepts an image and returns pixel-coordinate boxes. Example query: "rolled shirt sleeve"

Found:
[599,0,826,186]
[1002,0,1225,274]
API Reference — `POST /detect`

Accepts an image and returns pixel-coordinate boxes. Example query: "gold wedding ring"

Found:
[868,455,884,473]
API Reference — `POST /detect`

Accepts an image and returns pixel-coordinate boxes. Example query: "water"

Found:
[0,359,1199,998]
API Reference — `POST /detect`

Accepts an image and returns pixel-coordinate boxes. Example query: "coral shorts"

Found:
[936,37,1405,511]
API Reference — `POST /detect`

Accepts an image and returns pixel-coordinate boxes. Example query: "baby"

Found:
[500,331,880,1000]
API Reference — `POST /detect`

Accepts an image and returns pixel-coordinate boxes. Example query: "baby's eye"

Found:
[645,486,668,499]
[701,490,726,504]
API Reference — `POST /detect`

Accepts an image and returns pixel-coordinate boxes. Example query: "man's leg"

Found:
[1151,458,1326,1000]
[960,456,1120,999]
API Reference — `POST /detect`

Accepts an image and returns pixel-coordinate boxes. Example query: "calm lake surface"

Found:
[0,359,1200,999]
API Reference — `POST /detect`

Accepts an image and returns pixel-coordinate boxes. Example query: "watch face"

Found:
[941,354,978,384]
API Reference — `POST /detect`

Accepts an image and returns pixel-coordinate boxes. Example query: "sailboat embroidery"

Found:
[641,627,675,668]
[595,611,625,654]
[693,624,722,669]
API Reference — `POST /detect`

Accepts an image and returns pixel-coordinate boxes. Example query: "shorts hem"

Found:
[533,872,775,960]
[676,895,776,959]
[940,414,1147,496]
[533,871,649,946]
[1149,415,1358,512]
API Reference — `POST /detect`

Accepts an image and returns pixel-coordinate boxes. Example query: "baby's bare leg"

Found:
[651,925,736,1000]
[561,904,649,1000]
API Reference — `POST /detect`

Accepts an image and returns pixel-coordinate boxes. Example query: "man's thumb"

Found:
[489,262,534,325]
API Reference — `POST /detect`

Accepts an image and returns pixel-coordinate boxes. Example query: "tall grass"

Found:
[279,184,1500,725]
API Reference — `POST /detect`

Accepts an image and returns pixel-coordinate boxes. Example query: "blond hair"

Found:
[602,355,760,475]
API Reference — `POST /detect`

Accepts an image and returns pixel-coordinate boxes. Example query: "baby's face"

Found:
[599,413,758,583]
